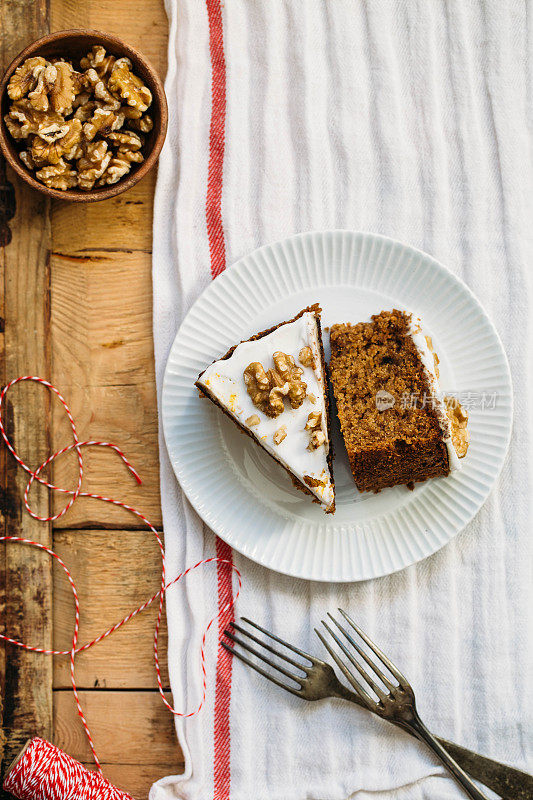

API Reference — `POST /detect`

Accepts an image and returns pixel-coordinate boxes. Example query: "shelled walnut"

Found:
[80,45,116,78]
[298,346,315,369]
[84,68,122,111]
[305,411,325,451]
[77,140,112,189]
[4,46,154,191]
[48,61,77,114]
[7,57,47,101]
[129,114,153,133]
[271,352,306,409]
[273,426,287,445]
[35,159,77,190]
[31,118,82,166]
[6,100,64,139]
[83,107,125,140]
[108,58,152,112]
[243,351,307,418]
[98,148,143,186]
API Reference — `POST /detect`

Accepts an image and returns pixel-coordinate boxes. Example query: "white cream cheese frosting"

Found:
[197,312,334,510]
[407,314,461,472]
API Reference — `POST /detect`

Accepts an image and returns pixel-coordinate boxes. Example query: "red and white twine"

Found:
[4,738,136,800]
[0,376,241,773]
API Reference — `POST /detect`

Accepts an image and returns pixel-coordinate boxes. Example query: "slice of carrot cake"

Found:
[196,304,335,513]
[329,309,468,493]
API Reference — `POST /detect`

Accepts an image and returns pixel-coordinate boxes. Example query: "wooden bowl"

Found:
[0,29,168,202]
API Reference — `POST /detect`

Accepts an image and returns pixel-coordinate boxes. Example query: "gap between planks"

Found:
[52,249,153,261]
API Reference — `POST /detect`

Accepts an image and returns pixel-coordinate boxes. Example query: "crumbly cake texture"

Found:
[330,309,456,493]
[196,304,335,513]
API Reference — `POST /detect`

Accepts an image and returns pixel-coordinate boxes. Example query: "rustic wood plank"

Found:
[51,382,161,529]
[48,0,171,786]
[48,0,170,784]
[0,174,53,787]
[82,763,184,800]
[0,218,6,771]
[53,530,169,689]
[50,0,168,79]
[52,172,156,256]
[2,0,170,790]
[54,690,183,766]
[50,250,161,528]
[49,0,169,258]
[0,6,53,785]
[51,250,155,387]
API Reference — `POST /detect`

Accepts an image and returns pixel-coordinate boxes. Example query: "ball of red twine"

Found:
[4,738,134,800]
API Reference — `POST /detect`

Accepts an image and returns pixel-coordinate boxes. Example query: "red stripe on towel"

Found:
[206,0,227,281]
[213,537,234,800]
[205,1,234,798]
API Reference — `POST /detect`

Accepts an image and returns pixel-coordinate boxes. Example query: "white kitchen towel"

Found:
[150,2,532,799]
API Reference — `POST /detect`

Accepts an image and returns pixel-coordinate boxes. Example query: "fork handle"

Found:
[409,713,495,800]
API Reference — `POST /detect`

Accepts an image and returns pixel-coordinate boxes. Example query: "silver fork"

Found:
[316,609,491,800]
[223,617,533,800]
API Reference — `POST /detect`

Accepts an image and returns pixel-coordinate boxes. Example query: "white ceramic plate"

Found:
[162,231,512,582]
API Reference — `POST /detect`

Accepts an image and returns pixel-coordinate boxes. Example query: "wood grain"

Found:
[0,174,53,785]
[51,250,155,387]
[53,530,169,689]
[47,0,170,778]
[48,0,172,792]
[54,690,182,766]
[0,0,53,783]
[50,0,169,79]
[50,250,161,528]
[52,172,156,255]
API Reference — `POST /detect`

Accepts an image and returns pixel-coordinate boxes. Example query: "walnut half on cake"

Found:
[195,305,335,513]
[329,309,469,493]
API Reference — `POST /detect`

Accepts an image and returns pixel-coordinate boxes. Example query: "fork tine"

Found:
[230,621,308,672]
[338,608,408,685]
[221,642,303,698]
[240,617,315,663]
[315,628,375,707]
[223,630,303,684]
[320,619,388,702]
[327,614,394,695]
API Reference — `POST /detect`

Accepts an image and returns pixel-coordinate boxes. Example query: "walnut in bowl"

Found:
[0,30,167,202]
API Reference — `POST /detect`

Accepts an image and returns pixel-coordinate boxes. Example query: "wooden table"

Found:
[0,2,182,797]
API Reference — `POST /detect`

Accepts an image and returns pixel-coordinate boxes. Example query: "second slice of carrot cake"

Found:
[329,309,468,493]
